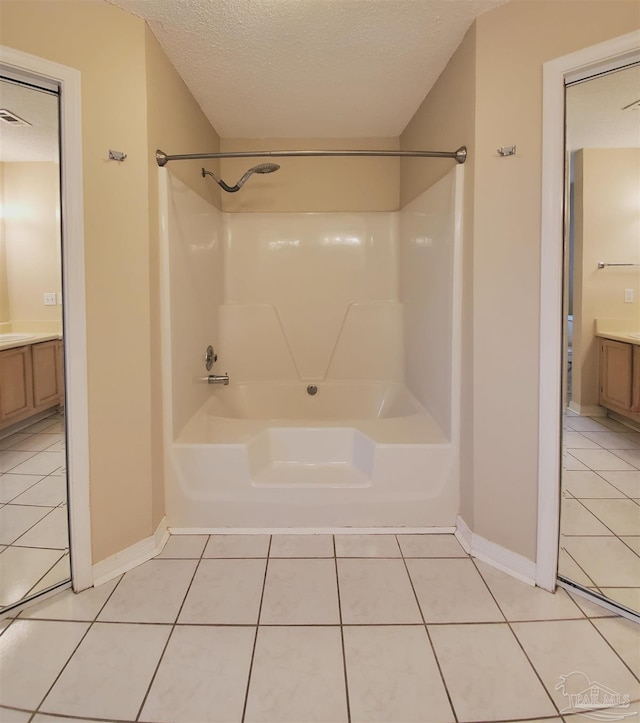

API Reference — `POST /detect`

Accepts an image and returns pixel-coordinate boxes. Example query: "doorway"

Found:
[558,62,640,616]
[0,75,70,612]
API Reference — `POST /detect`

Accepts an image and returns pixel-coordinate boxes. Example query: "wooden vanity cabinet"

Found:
[0,340,63,430]
[599,338,640,423]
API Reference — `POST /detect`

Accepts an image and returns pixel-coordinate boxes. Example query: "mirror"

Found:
[559,63,640,615]
[0,76,70,612]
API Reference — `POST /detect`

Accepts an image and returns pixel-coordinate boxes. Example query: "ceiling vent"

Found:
[0,109,32,126]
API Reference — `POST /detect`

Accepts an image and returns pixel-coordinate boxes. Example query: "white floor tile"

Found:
[594,417,632,433]
[592,616,640,677]
[0,547,64,607]
[14,507,69,549]
[396,533,467,558]
[140,625,255,723]
[599,587,640,611]
[7,434,61,453]
[344,625,454,723]
[568,449,636,471]
[621,536,640,554]
[11,476,67,507]
[557,549,597,588]
[407,558,504,623]
[564,417,612,433]
[334,534,400,557]
[476,561,583,621]
[337,559,422,624]
[0,619,89,710]
[564,590,616,618]
[562,452,589,471]
[429,623,556,722]
[40,622,171,721]
[580,498,640,536]
[611,447,640,469]
[0,505,50,545]
[562,471,625,498]
[21,577,120,621]
[245,626,348,723]
[32,716,112,723]
[155,534,208,558]
[560,498,611,535]
[580,431,640,449]
[179,559,266,624]
[25,417,62,434]
[269,534,334,557]
[0,708,32,722]
[562,536,640,588]
[512,619,640,715]
[260,558,339,625]
[27,555,71,596]
[564,431,603,449]
[98,559,196,623]
[203,534,270,558]
[0,433,32,450]
[0,451,37,473]
[0,474,43,503]
[598,470,640,498]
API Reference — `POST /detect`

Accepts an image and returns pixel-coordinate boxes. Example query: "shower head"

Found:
[201,163,280,193]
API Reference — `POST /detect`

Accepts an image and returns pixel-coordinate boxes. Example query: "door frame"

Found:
[0,45,92,591]
[536,30,640,591]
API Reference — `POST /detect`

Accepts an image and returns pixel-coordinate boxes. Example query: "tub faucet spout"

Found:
[202,374,229,385]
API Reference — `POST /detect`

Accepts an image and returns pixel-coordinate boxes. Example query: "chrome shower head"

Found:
[201,163,280,193]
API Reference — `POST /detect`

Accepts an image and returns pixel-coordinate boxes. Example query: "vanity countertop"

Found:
[595,319,640,347]
[0,333,62,352]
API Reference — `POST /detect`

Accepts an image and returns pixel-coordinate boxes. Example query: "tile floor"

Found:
[1,533,638,723]
[0,414,70,611]
[561,412,640,611]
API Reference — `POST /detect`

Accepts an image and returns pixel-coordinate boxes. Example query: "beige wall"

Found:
[400,25,476,525]
[220,138,400,213]
[0,0,221,563]
[1,162,62,330]
[144,25,223,528]
[401,0,640,561]
[573,148,640,410]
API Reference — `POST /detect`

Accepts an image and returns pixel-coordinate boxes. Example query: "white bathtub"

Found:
[166,381,459,530]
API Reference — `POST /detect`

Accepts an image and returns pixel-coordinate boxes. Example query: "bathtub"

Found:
[166,381,459,531]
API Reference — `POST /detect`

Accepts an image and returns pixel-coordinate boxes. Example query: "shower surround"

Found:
[159,166,462,530]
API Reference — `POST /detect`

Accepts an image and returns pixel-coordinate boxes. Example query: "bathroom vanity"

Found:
[597,325,640,425]
[0,335,64,430]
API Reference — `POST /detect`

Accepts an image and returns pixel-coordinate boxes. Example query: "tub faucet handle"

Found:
[205,345,218,371]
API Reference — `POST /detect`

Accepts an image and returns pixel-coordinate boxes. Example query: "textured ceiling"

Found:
[567,63,640,151]
[0,80,58,163]
[109,0,506,138]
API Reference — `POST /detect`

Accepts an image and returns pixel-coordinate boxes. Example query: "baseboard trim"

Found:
[455,516,536,586]
[169,526,457,536]
[93,517,169,587]
[567,401,606,417]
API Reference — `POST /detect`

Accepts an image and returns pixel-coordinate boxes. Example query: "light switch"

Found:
[43,292,57,306]
[624,289,634,303]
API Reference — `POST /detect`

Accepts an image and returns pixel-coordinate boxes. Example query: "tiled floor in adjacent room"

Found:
[0,414,69,610]
[1,533,638,723]
[561,411,640,611]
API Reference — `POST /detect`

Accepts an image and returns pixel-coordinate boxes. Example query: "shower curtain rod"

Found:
[155,146,467,166]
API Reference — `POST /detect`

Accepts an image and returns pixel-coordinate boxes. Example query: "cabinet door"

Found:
[599,339,632,411]
[632,345,640,413]
[0,346,34,423]
[56,340,65,408]
[32,340,61,411]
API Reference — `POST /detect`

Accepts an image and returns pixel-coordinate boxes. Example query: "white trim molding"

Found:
[0,46,93,592]
[536,31,640,592]
[456,516,536,586]
[169,526,457,536]
[93,518,169,587]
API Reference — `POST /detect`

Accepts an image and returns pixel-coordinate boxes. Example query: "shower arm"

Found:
[156,146,467,166]
[201,168,242,193]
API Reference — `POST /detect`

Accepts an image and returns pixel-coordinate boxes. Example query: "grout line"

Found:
[334,534,351,723]
[585,614,640,685]
[240,535,272,723]
[134,535,210,722]
[396,534,459,723]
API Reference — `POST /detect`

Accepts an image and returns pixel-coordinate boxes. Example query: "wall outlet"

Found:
[43,292,57,306]
[624,288,634,303]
